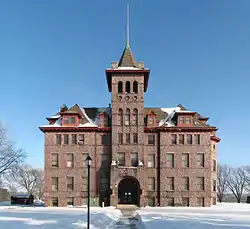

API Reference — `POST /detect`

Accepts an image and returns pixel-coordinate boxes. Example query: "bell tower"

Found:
[105,5,150,206]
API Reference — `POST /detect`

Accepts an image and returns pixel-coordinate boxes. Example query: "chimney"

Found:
[60,104,68,113]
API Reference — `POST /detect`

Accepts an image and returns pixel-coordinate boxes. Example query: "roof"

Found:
[40,104,213,129]
[118,44,137,68]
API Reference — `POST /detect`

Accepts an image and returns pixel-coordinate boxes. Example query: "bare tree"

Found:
[217,164,230,203]
[227,166,248,203]
[244,165,250,192]
[33,169,44,200]
[0,124,26,176]
[8,164,44,197]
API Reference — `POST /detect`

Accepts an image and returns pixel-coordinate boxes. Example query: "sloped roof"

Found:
[118,44,137,68]
[41,104,211,128]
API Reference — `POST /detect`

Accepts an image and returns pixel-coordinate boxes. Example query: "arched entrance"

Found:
[118,177,140,206]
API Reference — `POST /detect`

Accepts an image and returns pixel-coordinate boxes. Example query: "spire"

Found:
[118,4,137,68]
[126,4,130,46]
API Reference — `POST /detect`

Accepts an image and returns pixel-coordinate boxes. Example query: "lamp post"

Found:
[85,155,92,229]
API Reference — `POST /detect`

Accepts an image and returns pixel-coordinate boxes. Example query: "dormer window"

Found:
[71,116,76,124]
[179,117,184,124]
[64,117,69,124]
[185,116,191,124]
[147,112,156,127]
[100,112,108,128]
[149,116,154,125]
[62,115,78,126]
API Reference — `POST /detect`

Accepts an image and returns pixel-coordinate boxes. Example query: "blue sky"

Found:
[0,0,250,168]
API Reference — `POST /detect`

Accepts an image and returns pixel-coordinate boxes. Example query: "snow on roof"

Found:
[159,107,181,127]
[40,123,61,128]
[80,108,98,127]
[47,115,60,119]
[117,67,139,70]
[78,123,97,127]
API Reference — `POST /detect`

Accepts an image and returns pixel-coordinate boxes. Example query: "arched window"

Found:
[133,109,138,125]
[118,81,123,93]
[125,81,130,93]
[125,108,130,125]
[133,81,138,93]
[118,109,123,126]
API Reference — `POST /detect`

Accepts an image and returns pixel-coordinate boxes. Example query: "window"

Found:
[187,134,192,144]
[64,117,69,124]
[197,153,205,167]
[182,198,189,207]
[148,135,155,145]
[125,81,130,93]
[101,154,108,167]
[194,134,200,145]
[51,197,58,207]
[213,159,216,171]
[99,114,104,127]
[148,177,155,191]
[67,197,74,206]
[167,177,174,191]
[133,109,138,125]
[147,197,155,207]
[52,177,58,191]
[67,177,74,191]
[118,81,123,93]
[212,197,216,205]
[118,153,125,166]
[133,133,138,144]
[56,134,61,145]
[148,154,155,168]
[171,134,177,144]
[82,153,88,167]
[148,116,154,125]
[118,133,123,144]
[197,177,204,190]
[72,134,77,145]
[133,81,138,93]
[126,133,130,144]
[67,153,74,167]
[197,197,205,207]
[79,134,84,144]
[179,134,184,144]
[100,178,109,190]
[118,109,123,126]
[64,134,69,145]
[100,114,108,128]
[130,153,138,167]
[166,153,174,168]
[101,135,109,145]
[179,117,184,124]
[52,153,59,168]
[182,153,189,168]
[167,198,174,206]
[185,116,191,124]
[125,109,130,125]
[70,116,76,124]
[213,180,216,192]
[82,176,87,191]
[182,177,189,190]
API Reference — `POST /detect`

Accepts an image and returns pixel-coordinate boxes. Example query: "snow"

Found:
[0,203,250,228]
[40,123,61,127]
[78,123,97,127]
[80,108,98,127]
[47,115,60,119]
[117,67,139,70]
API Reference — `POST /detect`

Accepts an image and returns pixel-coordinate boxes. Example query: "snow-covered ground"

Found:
[0,202,250,228]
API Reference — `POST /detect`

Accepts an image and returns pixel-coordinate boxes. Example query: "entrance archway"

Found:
[118,177,140,206]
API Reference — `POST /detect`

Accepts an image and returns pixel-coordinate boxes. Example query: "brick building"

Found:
[39,42,220,207]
